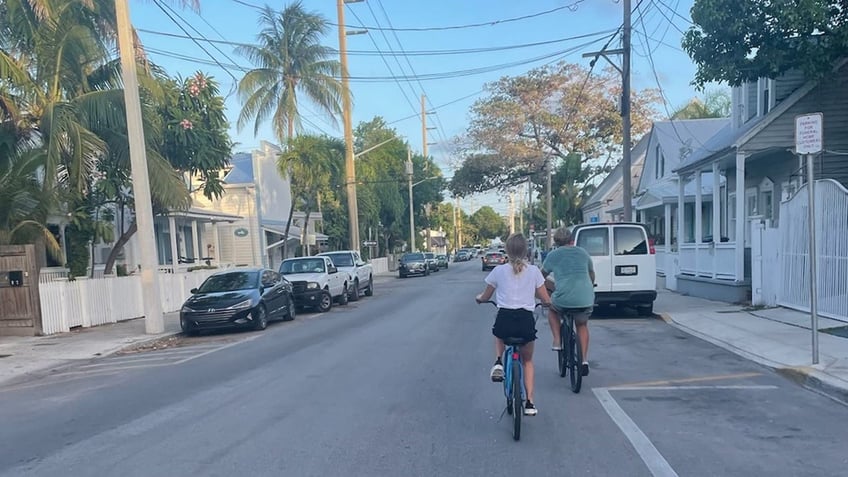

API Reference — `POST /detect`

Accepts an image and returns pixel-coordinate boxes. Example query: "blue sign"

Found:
[234,227,249,237]
[590,215,600,223]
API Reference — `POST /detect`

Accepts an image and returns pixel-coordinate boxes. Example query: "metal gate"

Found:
[778,179,848,322]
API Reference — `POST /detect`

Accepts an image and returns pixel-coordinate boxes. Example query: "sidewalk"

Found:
[656,289,848,404]
[0,313,182,387]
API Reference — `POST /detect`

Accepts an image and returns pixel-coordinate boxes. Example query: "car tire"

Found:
[180,317,196,336]
[425,268,430,276]
[284,295,296,321]
[637,303,654,317]
[399,272,406,278]
[317,290,333,313]
[253,305,268,331]
[365,276,374,296]
[349,279,361,301]
[338,284,349,306]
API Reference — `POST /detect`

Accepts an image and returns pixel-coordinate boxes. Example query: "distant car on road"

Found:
[280,256,350,312]
[180,268,295,335]
[398,252,429,278]
[481,251,507,271]
[435,254,449,269]
[454,250,470,262]
[318,250,374,301]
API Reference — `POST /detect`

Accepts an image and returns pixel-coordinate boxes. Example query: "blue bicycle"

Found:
[482,301,544,441]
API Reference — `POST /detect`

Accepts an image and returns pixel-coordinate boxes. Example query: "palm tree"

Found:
[278,135,343,257]
[236,2,344,142]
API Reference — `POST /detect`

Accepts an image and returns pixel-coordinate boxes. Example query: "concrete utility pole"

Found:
[115,0,163,334]
[508,192,515,234]
[407,150,415,252]
[421,94,428,160]
[546,159,553,250]
[622,0,633,222]
[337,0,359,252]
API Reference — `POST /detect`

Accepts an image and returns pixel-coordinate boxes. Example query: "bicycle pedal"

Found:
[491,376,504,382]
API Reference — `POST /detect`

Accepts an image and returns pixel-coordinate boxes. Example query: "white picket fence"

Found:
[39,269,218,335]
[777,179,848,322]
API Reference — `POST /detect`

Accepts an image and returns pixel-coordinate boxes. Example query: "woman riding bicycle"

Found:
[476,233,551,416]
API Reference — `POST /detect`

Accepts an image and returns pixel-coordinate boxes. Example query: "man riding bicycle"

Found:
[541,227,594,377]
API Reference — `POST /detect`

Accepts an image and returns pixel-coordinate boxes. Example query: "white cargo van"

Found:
[571,222,657,316]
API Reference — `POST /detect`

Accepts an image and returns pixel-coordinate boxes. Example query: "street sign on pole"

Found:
[795,113,823,365]
[362,241,378,247]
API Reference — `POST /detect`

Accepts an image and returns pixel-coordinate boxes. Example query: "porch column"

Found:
[59,223,68,266]
[695,172,703,275]
[677,175,685,251]
[191,220,200,261]
[168,216,178,272]
[712,163,721,278]
[664,203,672,250]
[212,221,221,265]
[735,152,747,281]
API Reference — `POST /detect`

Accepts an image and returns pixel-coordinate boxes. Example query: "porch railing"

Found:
[679,243,737,280]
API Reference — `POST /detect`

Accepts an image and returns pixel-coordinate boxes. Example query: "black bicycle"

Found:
[553,306,584,393]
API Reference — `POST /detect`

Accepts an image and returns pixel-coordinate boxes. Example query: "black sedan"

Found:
[180,268,295,335]
[398,252,429,278]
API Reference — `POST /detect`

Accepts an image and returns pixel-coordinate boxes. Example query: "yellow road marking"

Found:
[608,372,763,389]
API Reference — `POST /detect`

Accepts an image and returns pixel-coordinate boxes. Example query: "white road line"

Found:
[76,349,215,368]
[593,388,680,477]
[173,333,264,364]
[611,385,779,391]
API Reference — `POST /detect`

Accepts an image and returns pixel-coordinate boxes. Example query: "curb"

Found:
[112,330,184,356]
[663,313,848,405]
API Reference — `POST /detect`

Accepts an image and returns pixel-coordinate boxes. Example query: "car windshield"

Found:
[323,253,353,267]
[197,271,258,293]
[437,255,446,259]
[424,253,434,259]
[280,258,326,274]
[402,253,425,261]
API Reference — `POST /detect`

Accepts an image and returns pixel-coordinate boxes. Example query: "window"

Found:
[762,87,770,116]
[728,193,736,242]
[759,177,774,222]
[655,145,665,179]
[576,228,609,256]
[614,227,648,255]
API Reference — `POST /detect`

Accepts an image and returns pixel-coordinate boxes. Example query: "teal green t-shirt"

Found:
[542,246,595,309]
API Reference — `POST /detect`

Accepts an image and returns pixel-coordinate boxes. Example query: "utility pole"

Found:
[421,94,428,160]
[546,158,553,250]
[518,184,525,233]
[407,150,415,252]
[456,197,462,249]
[508,192,515,234]
[115,0,163,334]
[622,0,633,222]
[337,0,359,251]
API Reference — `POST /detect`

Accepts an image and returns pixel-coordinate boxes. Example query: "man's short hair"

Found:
[553,227,572,246]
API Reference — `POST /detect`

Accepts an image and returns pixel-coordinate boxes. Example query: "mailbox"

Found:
[8,271,23,287]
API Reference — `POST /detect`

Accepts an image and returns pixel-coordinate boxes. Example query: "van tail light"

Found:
[648,238,656,255]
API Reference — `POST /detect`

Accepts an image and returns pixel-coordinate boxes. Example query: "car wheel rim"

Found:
[322,294,331,309]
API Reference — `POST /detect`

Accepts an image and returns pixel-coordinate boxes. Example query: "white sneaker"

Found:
[490,362,504,382]
[524,401,538,416]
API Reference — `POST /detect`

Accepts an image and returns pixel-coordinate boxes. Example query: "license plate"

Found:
[620,266,637,275]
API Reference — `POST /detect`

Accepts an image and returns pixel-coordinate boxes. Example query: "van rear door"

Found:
[610,225,656,292]
[575,226,612,292]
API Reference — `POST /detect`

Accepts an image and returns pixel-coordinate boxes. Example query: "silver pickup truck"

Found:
[318,250,374,301]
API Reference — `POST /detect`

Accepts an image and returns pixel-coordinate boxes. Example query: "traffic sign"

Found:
[795,113,823,154]
[362,241,378,247]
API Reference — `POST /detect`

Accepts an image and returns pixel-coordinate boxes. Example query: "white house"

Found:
[655,62,848,320]
[582,134,649,224]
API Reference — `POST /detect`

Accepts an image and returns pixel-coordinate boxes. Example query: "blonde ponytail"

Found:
[505,233,529,275]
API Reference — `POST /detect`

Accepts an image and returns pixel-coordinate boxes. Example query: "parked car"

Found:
[482,251,507,271]
[435,254,449,269]
[279,256,350,312]
[180,268,295,335]
[399,252,429,277]
[571,222,657,316]
[318,250,374,301]
[423,252,440,272]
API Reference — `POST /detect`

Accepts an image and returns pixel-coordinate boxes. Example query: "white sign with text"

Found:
[795,113,823,154]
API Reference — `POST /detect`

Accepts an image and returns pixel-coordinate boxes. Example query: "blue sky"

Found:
[131,0,703,215]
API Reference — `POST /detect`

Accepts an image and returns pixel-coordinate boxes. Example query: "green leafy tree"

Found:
[237,2,343,142]
[469,206,506,242]
[278,135,343,257]
[683,0,848,87]
[671,89,731,119]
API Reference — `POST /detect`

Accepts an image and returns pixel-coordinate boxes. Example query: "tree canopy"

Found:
[683,0,848,87]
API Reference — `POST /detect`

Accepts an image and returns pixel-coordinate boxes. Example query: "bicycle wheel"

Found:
[512,360,522,441]
[504,353,513,415]
[569,322,583,393]
[558,322,568,378]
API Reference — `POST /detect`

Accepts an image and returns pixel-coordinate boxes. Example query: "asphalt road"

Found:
[1,261,847,476]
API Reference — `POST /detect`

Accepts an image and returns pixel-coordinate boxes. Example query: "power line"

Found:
[651,0,689,36]
[387,89,486,125]
[228,0,588,32]
[135,28,618,57]
[654,0,695,25]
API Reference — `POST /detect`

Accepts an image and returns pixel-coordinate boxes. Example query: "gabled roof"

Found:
[223,152,254,184]
[584,134,650,208]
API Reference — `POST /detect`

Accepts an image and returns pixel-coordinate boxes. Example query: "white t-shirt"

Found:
[484,263,545,311]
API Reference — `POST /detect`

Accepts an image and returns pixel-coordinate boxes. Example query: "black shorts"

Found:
[492,308,537,342]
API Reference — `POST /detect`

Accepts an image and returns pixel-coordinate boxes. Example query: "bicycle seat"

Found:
[503,336,529,346]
